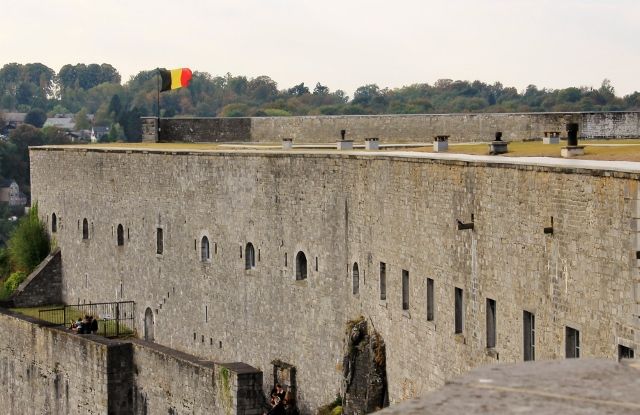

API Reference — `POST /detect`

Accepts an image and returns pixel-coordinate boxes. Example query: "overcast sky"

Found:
[3,0,639,96]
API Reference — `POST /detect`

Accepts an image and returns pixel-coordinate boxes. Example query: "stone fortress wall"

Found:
[144,111,640,143]
[30,147,640,412]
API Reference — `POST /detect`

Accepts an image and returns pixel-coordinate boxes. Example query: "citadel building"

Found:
[1,112,639,414]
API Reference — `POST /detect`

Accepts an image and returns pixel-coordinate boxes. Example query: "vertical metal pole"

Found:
[115,302,120,337]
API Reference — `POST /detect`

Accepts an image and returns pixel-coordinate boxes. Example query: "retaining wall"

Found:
[143,112,640,143]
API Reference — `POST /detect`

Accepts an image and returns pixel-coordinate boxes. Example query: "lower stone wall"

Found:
[0,309,264,414]
[0,309,129,414]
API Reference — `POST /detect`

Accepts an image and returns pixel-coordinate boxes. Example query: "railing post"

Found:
[115,302,120,337]
[63,307,67,327]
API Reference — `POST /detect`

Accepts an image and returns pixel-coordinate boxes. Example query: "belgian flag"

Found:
[159,68,192,92]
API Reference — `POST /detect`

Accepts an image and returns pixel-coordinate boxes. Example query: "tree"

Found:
[24,108,47,128]
[313,83,329,95]
[42,126,71,145]
[288,83,309,97]
[7,203,50,273]
[74,108,90,130]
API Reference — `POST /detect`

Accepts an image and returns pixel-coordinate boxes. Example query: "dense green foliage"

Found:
[0,204,50,299]
[7,203,50,273]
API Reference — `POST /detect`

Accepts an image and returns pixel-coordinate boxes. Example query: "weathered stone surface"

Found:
[29,146,640,412]
[142,112,640,144]
[376,359,640,415]
[11,248,63,307]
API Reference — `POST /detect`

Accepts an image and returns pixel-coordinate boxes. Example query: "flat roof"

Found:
[30,142,640,178]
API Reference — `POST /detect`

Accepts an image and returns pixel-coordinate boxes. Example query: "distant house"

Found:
[0,179,27,207]
[2,112,27,134]
[44,117,75,130]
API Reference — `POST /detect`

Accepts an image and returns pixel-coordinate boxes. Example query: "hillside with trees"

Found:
[1,62,639,144]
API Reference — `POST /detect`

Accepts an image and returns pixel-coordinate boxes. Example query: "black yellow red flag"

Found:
[159,68,192,92]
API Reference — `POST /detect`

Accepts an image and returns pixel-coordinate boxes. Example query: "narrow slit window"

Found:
[486,298,496,348]
[82,218,89,240]
[426,278,434,321]
[379,262,386,301]
[455,287,464,334]
[51,213,57,233]
[156,228,164,255]
[352,263,359,295]
[523,310,535,361]
[402,269,409,310]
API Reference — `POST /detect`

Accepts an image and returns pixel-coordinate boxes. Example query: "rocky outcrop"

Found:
[342,317,387,415]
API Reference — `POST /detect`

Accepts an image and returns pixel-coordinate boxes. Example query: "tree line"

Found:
[1,62,639,143]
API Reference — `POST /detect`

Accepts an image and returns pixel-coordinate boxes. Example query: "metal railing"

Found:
[38,301,135,338]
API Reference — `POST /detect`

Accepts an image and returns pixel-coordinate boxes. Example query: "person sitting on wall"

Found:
[266,396,284,415]
[70,319,82,332]
[275,384,285,402]
[90,316,98,334]
[79,315,91,334]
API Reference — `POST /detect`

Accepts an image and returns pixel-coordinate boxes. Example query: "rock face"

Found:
[342,318,387,415]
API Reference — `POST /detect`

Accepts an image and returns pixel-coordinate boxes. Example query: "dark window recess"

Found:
[127,228,130,240]
[352,263,360,295]
[117,224,124,246]
[295,251,307,280]
[239,245,242,258]
[402,270,409,310]
[258,248,261,262]
[156,228,164,255]
[201,236,210,261]
[523,311,535,361]
[82,218,89,240]
[426,278,434,321]
[51,213,57,233]
[245,243,256,269]
[618,345,635,361]
[315,257,318,272]
[193,332,196,341]
[284,252,288,267]
[455,287,464,333]
[565,326,580,358]
[379,262,386,301]
[486,298,496,348]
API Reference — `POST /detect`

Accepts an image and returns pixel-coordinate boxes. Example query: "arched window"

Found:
[82,218,89,240]
[245,243,255,269]
[201,236,210,262]
[296,251,307,280]
[352,263,360,295]
[117,224,124,246]
[51,213,57,233]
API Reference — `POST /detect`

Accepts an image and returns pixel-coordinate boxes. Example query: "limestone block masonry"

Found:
[142,112,640,143]
[30,146,640,412]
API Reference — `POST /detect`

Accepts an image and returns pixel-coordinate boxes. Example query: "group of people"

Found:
[265,383,297,415]
[70,315,98,334]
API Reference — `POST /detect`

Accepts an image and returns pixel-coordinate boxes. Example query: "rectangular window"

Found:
[156,228,163,255]
[523,310,535,361]
[455,287,464,334]
[401,269,409,310]
[379,262,387,301]
[618,345,635,361]
[486,298,496,348]
[426,278,434,321]
[565,326,580,358]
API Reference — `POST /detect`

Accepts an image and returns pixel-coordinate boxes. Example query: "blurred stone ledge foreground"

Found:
[377,359,640,415]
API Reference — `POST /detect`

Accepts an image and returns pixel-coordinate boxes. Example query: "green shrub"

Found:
[7,203,50,273]
[0,271,26,299]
